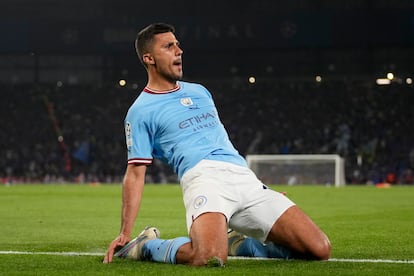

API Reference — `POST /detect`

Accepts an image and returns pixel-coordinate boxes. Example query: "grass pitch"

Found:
[0,184,413,275]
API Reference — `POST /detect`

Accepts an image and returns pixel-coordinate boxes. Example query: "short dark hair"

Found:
[135,23,176,68]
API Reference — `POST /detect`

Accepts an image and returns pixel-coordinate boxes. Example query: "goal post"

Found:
[246,154,346,187]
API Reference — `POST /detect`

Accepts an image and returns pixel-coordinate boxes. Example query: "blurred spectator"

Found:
[1,79,413,184]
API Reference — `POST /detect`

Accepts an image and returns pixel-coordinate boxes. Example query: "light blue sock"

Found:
[142,237,191,264]
[236,237,293,259]
[265,242,293,259]
[235,237,268,257]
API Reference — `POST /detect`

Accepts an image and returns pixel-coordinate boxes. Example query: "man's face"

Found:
[145,32,183,82]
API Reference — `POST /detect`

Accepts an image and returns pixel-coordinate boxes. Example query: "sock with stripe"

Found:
[142,237,191,264]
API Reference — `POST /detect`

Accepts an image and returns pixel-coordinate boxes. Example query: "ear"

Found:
[143,54,155,65]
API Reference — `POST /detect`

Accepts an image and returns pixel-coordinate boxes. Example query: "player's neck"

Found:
[146,77,179,92]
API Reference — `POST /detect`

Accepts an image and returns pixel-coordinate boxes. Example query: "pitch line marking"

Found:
[0,251,103,257]
[229,256,414,264]
[0,251,413,264]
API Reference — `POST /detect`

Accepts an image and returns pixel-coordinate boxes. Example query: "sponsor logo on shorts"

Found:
[194,195,207,209]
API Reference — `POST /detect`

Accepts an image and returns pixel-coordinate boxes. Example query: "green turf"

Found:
[1,184,413,275]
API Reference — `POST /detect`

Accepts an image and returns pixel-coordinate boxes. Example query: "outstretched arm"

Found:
[103,164,147,263]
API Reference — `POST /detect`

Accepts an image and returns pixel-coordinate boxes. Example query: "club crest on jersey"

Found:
[180,97,193,106]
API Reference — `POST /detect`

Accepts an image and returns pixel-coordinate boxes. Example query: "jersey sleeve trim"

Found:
[127,158,153,165]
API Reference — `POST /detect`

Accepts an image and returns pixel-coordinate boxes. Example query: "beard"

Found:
[154,62,183,83]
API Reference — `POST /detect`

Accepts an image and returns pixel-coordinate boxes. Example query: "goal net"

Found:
[246,154,345,187]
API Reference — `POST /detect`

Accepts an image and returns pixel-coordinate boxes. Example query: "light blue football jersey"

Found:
[124,81,247,179]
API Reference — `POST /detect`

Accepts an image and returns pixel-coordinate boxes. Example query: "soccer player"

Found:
[103,22,331,266]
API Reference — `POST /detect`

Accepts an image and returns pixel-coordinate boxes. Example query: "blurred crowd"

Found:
[1,79,413,185]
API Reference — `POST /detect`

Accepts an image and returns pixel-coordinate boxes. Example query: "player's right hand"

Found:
[103,234,130,263]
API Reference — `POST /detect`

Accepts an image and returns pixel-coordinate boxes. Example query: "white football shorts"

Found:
[180,159,295,242]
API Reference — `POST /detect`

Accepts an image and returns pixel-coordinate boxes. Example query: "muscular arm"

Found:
[120,164,147,237]
[104,164,147,263]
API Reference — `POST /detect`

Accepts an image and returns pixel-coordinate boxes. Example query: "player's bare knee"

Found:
[190,249,227,266]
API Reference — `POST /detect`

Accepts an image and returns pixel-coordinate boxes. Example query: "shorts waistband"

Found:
[181,159,248,183]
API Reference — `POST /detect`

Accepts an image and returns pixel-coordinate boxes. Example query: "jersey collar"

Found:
[143,83,181,94]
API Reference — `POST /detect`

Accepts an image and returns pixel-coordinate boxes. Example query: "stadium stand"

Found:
[1,79,413,185]
[1,0,413,185]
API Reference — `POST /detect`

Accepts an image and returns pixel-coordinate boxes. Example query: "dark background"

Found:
[1,0,414,184]
[1,0,414,83]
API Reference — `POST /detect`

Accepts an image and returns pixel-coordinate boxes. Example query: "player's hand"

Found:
[103,234,130,263]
